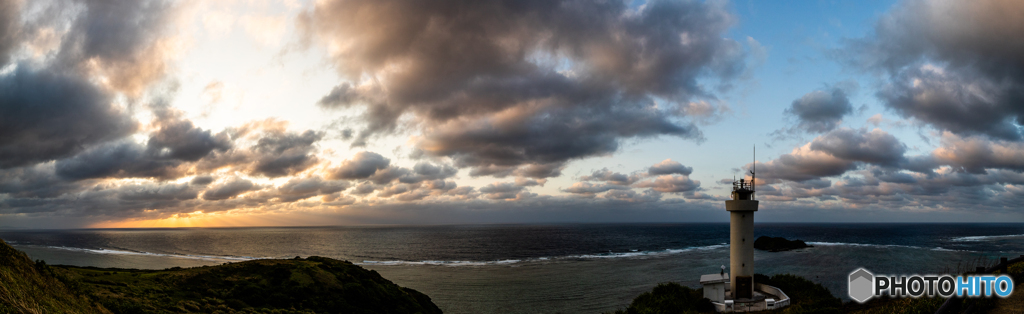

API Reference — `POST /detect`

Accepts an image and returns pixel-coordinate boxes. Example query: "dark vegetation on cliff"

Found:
[611,264,1024,314]
[0,240,442,314]
[0,240,109,313]
[753,236,812,252]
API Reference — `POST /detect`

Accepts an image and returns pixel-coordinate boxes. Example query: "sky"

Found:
[1,0,1023,228]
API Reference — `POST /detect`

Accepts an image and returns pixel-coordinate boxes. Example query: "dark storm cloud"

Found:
[479,182,528,200]
[580,169,638,186]
[754,128,908,182]
[876,68,1024,140]
[566,159,700,196]
[147,110,232,161]
[327,151,390,180]
[201,178,258,201]
[54,141,183,180]
[397,162,458,184]
[756,163,1024,215]
[648,159,693,176]
[0,164,84,198]
[845,0,1024,140]
[192,122,325,179]
[350,182,375,195]
[785,88,853,133]
[116,182,198,202]
[51,110,236,181]
[249,130,322,177]
[0,0,181,170]
[54,0,177,95]
[302,0,748,176]
[929,133,1024,174]
[809,128,906,167]
[273,176,349,202]
[419,103,696,178]
[190,175,214,186]
[0,66,137,169]
[751,147,856,182]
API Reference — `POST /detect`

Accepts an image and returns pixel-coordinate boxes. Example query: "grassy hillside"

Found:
[0,239,442,314]
[0,239,109,313]
[56,257,442,314]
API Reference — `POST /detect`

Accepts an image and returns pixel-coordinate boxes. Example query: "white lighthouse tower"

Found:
[699,148,790,312]
[727,174,757,299]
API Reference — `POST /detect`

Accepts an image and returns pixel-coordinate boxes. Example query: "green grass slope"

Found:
[0,238,442,314]
[0,239,109,314]
[57,256,443,314]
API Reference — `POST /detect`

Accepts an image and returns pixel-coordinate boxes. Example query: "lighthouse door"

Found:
[735,276,752,299]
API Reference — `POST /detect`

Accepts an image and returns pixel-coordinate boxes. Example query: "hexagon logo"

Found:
[849,268,874,303]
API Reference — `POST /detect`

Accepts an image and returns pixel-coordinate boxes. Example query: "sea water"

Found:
[2,223,1022,313]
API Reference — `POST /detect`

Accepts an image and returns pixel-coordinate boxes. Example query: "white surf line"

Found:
[357,243,730,266]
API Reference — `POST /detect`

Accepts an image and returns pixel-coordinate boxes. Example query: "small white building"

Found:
[700,273,728,302]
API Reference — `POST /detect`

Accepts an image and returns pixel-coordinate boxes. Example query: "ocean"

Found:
[2,223,1022,313]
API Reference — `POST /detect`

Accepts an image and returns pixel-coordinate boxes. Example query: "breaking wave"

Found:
[950,234,1024,242]
[807,242,970,252]
[14,245,262,262]
[357,243,729,267]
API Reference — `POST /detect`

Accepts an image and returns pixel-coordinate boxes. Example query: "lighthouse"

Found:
[727,175,757,299]
[699,148,790,312]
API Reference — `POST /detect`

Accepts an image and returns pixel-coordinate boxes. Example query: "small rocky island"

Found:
[753,236,812,252]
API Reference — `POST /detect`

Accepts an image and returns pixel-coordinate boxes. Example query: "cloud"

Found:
[755,128,908,182]
[648,159,693,176]
[844,0,1024,140]
[147,109,232,161]
[514,177,546,187]
[195,125,324,178]
[784,88,854,133]
[54,141,183,180]
[397,162,458,184]
[350,182,376,195]
[603,189,662,203]
[273,176,349,202]
[752,144,856,182]
[581,168,639,185]
[0,164,84,199]
[479,182,528,200]
[0,0,184,171]
[876,66,1024,140]
[53,0,180,95]
[0,65,137,169]
[566,160,700,196]
[930,132,1024,174]
[633,174,701,193]
[562,182,630,195]
[117,182,198,202]
[248,130,322,177]
[809,128,906,167]
[302,0,748,176]
[328,151,390,180]
[0,0,20,65]
[190,175,214,186]
[201,178,258,201]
